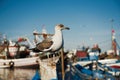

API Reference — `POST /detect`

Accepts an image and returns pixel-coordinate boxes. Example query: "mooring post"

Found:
[61,47,65,80]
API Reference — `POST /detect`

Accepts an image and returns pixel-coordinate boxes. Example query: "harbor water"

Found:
[0,68,39,80]
[0,67,120,80]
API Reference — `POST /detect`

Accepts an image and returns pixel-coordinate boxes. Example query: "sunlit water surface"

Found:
[0,68,38,80]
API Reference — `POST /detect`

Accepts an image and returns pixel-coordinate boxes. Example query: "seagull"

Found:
[35,24,70,52]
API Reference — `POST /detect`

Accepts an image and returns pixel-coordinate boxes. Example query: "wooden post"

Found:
[61,47,65,80]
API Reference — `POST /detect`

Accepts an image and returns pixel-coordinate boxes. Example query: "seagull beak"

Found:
[63,27,70,30]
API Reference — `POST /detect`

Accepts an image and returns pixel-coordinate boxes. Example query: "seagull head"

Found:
[55,24,70,31]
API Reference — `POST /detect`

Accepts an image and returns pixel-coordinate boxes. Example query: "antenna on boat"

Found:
[111,19,117,56]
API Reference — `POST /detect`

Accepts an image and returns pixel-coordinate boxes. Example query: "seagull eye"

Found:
[59,24,64,28]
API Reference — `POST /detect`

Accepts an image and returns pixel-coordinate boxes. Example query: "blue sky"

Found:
[0,0,120,51]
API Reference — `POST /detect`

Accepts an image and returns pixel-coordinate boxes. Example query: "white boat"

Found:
[73,58,117,65]
[0,35,41,69]
[0,56,39,68]
[0,42,39,68]
[106,62,120,69]
[73,58,120,71]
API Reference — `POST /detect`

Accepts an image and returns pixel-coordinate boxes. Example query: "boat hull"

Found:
[106,63,120,69]
[0,56,39,69]
[73,59,118,65]
[73,59,120,69]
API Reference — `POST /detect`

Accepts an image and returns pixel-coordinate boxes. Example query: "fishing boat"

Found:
[0,56,39,69]
[106,61,120,69]
[0,34,39,69]
[0,44,39,69]
[73,48,120,70]
[73,60,120,76]
[71,62,119,80]
[72,28,120,69]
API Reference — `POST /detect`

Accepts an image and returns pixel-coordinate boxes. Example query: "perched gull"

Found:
[35,24,70,52]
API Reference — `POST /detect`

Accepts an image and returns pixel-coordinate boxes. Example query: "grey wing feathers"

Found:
[36,39,53,51]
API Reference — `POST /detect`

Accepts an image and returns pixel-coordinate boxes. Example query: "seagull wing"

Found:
[36,39,53,51]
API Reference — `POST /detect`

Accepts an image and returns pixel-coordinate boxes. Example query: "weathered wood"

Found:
[61,48,65,80]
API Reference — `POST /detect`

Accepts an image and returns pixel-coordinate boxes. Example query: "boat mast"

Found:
[111,19,117,56]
